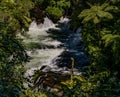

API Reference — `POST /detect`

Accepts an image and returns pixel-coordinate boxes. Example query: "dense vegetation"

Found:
[0,0,33,96]
[0,0,120,97]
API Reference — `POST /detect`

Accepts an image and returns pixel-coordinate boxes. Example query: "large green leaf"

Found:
[97,11,113,19]
[79,3,115,24]
[102,34,120,47]
[104,6,119,11]
[79,9,91,18]
[82,13,96,23]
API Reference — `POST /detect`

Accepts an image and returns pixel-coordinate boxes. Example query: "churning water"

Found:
[23,17,88,77]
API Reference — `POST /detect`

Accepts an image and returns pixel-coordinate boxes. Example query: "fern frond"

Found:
[102,34,120,47]
[78,9,91,18]
[104,6,118,11]
[97,10,113,19]
[82,13,96,23]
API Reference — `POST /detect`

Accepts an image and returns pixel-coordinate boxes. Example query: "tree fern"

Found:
[78,3,118,24]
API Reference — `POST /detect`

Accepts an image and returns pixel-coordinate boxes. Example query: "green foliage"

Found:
[78,3,118,24]
[102,34,120,47]
[20,89,47,97]
[75,1,120,97]
[61,71,120,97]
[32,0,70,21]
[45,0,70,20]
[46,7,63,20]
[61,75,94,97]
[0,0,34,96]
[0,33,28,96]
[0,0,34,32]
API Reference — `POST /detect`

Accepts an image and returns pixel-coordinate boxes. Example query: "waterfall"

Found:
[29,20,38,30]
[24,17,88,77]
[29,17,55,32]
[57,16,71,31]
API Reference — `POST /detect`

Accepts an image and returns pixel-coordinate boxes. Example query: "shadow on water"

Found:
[46,21,89,70]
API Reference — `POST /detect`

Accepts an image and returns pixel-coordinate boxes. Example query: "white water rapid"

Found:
[22,17,87,78]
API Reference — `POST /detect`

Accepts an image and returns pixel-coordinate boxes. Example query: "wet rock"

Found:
[31,70,70,91]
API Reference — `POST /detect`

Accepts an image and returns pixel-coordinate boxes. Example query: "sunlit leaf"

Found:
[93,16,100,24]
